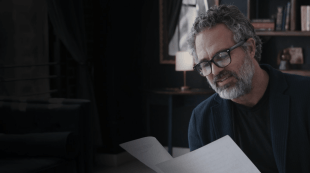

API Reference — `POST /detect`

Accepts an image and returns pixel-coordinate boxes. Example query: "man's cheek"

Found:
[206,78,214,86]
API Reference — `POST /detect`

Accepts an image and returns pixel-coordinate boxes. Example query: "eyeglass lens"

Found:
[197,52,231,76]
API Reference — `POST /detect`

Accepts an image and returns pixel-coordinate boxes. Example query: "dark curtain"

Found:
[168,0,183,42]
[46,0,102,172]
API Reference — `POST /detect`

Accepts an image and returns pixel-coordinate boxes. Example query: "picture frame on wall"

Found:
[159,0,175,64]
[158,0,219,64]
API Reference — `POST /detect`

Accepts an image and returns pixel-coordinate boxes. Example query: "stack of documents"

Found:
[120,135,260,173]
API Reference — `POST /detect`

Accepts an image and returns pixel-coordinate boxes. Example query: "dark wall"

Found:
[93,0,212,154]
[220,0,247,17]
[93,0,146,154]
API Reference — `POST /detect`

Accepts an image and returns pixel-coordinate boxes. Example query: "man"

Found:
[187,4,310,173]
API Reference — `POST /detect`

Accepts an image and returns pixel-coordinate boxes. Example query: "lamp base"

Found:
[181,86,190,91]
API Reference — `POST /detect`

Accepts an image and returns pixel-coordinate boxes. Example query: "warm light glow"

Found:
[175,51,194,71]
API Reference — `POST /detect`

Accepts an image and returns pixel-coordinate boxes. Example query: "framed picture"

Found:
[159,0,175,64]
[158,0,219,64]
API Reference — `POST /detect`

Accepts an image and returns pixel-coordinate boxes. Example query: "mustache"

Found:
[213,70,239,83]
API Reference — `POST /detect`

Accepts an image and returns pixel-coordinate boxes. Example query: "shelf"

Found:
[281,70,310,77]
[256,31,310,36]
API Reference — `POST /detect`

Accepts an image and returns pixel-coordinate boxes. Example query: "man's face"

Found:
[195,24,254,99]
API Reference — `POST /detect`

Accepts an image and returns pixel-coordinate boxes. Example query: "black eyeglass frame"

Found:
[193,39,247,76]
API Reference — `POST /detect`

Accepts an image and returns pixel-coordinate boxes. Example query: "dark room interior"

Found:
[1,0,310,172]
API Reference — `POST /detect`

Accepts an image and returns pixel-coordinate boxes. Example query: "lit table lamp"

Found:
[175,51,194,91]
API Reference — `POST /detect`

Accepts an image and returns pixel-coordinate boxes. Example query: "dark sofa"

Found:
[0,98,93,173]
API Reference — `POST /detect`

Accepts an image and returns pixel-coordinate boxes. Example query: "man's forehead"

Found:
[196,24,234,45]
[195,24,235,58]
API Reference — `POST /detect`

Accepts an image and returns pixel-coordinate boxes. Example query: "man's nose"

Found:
[211,63,224,76]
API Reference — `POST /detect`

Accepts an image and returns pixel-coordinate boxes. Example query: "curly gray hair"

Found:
[187,4,262,64]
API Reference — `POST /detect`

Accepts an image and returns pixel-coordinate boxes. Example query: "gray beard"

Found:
[207,54,254,99]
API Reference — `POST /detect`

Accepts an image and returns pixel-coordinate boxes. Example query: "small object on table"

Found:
[276,6,283,31]
[277,47,303,70]
[279,49,291,70]
[287,47,303,64]
[279,60,289,70]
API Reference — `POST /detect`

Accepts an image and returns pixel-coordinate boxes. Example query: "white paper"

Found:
[120,136,173,173]
[155,135,260,173]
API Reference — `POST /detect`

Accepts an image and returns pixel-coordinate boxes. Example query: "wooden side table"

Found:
[145,88,214,155]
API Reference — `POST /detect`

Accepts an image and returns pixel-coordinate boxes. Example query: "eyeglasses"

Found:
[193,40,247,77]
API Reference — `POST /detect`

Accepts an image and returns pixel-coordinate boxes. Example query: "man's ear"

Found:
[247,38,256,58]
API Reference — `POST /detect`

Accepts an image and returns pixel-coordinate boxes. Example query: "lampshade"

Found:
[175,51,194,71]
